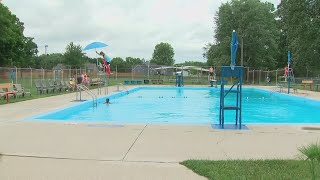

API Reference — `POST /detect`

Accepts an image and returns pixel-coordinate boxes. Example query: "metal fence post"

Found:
[276,69,278,85]
[259,70,261,84]
[147,61,150,80]
[42,68,44,80]
[247,67,249,84]
[30,67,32,88]
[253,70,255,84]
[131,65,133,80]
[15,66,18,84]
[116,65,118,81]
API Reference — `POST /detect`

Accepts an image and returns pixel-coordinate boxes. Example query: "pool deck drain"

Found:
[0,85,320,180]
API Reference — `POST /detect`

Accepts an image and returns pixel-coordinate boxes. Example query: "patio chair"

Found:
[8,87,23,98]
[65,80,73,91]
[34,80,44,94]
[54,80,62,92]
[276,83,284,93]
[0,89,4,99]
[41,79,51,93]
[60,80,68,91]
[13,84,31,97]
[48,80,57,93]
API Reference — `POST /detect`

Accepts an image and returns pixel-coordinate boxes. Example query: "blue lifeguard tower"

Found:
[176,71,184,87]
[218,30,244,129]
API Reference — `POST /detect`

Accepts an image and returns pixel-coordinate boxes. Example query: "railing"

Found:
[117,83,129,94]
[77,84,98,107]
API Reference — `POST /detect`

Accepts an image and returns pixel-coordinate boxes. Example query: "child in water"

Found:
[104,98,111,104]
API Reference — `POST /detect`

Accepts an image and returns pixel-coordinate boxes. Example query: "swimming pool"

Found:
[28,87,320,124]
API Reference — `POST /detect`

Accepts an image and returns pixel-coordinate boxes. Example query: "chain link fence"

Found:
[1,65,320,91]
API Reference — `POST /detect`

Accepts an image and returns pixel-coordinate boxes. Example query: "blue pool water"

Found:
[29,87,320,124]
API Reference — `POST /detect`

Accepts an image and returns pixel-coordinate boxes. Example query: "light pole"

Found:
[45,45,48,55]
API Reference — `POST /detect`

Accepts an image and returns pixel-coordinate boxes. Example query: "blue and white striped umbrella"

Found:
[230,30,238,70]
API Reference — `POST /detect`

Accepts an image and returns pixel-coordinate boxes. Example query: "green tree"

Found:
[205,0,279,69]
[0,3,38,67]
[151,42,175,65]
[85,56,99,65]
[63,42,85,68]
[125,57,143,66]
[277,0,320,77]
[37,53,64,69]
[21,37,38,67]
[110,57,126,72]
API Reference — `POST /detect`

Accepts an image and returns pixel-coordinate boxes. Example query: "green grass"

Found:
[181,160,320,180]
[0,88,73,105]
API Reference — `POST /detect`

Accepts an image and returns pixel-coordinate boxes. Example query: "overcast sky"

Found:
[3,0,279,63]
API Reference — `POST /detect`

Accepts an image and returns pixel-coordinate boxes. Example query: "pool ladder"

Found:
[117,83,129,94]
[77,84,98,107]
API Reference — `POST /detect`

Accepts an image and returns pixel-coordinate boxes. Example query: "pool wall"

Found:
[26,86,320,123]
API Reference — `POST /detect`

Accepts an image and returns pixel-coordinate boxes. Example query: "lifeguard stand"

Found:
[96,62,109,95]
[287,50,296,94]
[176,71,184,87]
[219,66,243,129]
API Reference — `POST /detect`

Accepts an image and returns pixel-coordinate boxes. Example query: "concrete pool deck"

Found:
[0,85,320,180]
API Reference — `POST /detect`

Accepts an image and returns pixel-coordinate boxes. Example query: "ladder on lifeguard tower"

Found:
[97,62,109,95]
[219,66,243,129]
[289,68,295,83]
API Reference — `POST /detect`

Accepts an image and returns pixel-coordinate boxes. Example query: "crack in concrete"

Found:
[121,124,148,161]
[0,153,179,164]
[215,137,228,158]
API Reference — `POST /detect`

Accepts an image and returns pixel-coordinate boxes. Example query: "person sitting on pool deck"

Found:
[104,98,111,104]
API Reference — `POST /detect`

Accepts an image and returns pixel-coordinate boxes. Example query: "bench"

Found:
[151,80,158,84]
[300,80,313,90]
[124,80,130,85]
[91,78,104,86]
[143,80,149,84]
[316,84,320,91]
[0,83,15,104]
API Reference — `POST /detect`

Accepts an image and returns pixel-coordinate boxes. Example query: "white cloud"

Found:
[3,0,279,63]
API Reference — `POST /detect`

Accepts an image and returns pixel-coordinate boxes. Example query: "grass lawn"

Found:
[181,160,320,180]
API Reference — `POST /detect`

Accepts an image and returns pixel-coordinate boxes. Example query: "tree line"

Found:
[204,0,320,77]
[2,1,319,77]
[0,3,177,71]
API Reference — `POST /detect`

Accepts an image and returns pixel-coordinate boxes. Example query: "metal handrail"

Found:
[117,83,129,94]
[77,84,98,106]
